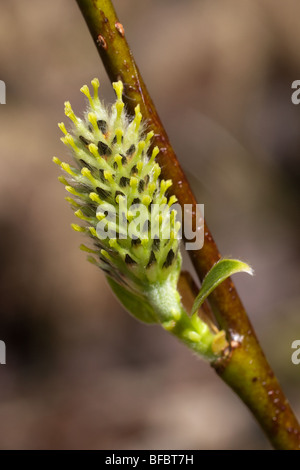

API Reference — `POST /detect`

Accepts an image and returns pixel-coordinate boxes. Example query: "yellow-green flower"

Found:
[53,78,232,360]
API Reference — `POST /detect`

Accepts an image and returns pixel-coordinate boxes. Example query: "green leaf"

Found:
[191,259,253,316]
[107,277,158,324]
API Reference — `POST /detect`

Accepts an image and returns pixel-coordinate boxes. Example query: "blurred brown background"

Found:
[0,0,300,449]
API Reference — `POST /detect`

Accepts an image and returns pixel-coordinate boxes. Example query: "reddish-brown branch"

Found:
[75,0,300,449]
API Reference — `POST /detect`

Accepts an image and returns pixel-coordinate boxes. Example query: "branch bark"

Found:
[75,0,300,449]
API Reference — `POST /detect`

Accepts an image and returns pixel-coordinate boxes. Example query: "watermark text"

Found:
[95,200,204,250]
[0,341,6,364]
[291,340,300,365]
[0,80,6,104]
